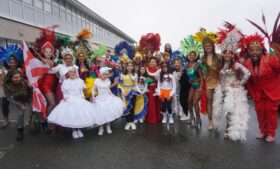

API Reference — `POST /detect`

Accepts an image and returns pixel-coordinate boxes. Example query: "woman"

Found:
[213,24,250,141]
[4,69,31,140]
[186,51,204,127]
[75,51,89,81]
[109,67,120,96]
[194,29,220,130]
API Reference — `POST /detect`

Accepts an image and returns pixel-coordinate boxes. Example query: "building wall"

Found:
[0,0,134,48]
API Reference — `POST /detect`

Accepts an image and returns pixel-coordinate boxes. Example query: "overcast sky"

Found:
[79,0,279,50]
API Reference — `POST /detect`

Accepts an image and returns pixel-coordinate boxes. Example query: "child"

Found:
[156,63,176,124]
[92,67,124,136]
[119,62,146,130]
[48,67,97,139]
[4,69,31,140]
[135,65,150,123]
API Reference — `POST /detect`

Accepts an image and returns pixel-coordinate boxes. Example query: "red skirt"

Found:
[145,84,161,124]
[38,73,58,94]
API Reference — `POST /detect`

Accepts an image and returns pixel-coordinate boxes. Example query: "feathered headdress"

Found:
[239,33,265,58]
[61,46,74,58]
[180,35,203,58]
[217,22,243,53]
[89,44,107,62]
[193,28,219,44]
[0,44,23,64]
[115,41,135,64]
[56,35,72,48]
[139,33,161,54]
[170,50,187,66]
[133,46,144,62]
[35,25,60,54]
[74,28,93,57]
[247,12,280,57]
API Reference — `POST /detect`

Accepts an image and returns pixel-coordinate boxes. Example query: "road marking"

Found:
[0,144,15,151]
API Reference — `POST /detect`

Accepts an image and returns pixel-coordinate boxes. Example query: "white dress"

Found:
[48,78,97,128]
[213,62,251,141]
[92,78,124,125]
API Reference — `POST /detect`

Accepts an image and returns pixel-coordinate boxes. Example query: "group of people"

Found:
[0,14,280,143]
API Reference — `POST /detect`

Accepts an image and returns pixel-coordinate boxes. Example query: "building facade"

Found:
[0,0,136,49]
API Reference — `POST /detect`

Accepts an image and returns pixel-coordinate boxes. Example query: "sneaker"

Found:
[162,114,167,124]
[169,114,174,124]
[265,135,275,142]
[106,124,112,134]
[1,120,10,129]
[139,118,144,123]
[125,123,131,130]
[98,126,104,136]
[77,130,84,138]
[134,120,138,124]
[131,123,136,130]
[72,131,79,139]
[180,114,190,121]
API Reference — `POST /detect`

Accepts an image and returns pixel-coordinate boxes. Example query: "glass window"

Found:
[44,2,52,13]
[23,0,33,5]
[52,0,58,7]
[35,0,43,9]
[16,0,23,3]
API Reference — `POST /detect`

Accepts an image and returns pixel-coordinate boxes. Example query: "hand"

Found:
[231,82,240,88]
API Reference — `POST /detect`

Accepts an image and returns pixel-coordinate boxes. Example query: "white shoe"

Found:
[139,118,144,123]
[98,126,104,136]
[162,114,167,124]
[169,114,174,124]
[125,123,131,130]
[134,120,138,124]
[180,114,190,121]
[106,124,112,134]
[131,123,136,130]
[72,131,79,139]
[77,130,84,138]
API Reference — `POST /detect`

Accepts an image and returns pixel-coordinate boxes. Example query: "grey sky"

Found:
[79,0,279,50]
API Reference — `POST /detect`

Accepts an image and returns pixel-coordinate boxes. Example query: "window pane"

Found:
[23,0,33,5]
[35,0,43,9]
[44,2,51,13]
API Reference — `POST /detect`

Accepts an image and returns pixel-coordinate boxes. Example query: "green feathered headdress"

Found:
[180,35,203,58]
[89,44,107,61]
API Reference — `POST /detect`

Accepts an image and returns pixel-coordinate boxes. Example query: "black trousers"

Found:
[126,95,136,122]
[161,99,172,114]
[2,97,10,120]
[179,89,189,116]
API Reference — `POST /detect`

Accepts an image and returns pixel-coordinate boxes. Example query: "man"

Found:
[105,49,111,60]
[164,43,172,56]
[243,33,280,142]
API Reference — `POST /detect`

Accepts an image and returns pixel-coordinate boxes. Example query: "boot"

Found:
[41,121,52,135]
[169,114,174,124]
[162,113,167,124]
[16,128,24,141]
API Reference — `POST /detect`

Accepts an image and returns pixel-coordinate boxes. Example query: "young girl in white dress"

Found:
[48,66,97,139]
[92,67,124,136]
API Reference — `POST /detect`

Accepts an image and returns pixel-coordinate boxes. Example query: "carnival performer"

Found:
[180,36,204,127]
[119,62,147,130]
[155,62,176,124]
[48,66,97,139]
[213,23,250,141]
[0,44,23,129]
[92,67,124,135]
[170,51,189,121]
[139,33,162,124]
[4,69,31,140]
[194,28,220,130]
[243,13,280,142]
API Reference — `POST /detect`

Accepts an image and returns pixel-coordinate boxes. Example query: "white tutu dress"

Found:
[92,78,124,125]
[48,78,97,128]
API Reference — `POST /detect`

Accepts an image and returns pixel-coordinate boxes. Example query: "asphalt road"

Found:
[0,100,280,169]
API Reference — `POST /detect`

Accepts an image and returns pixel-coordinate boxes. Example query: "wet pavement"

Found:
[0,100,280,169]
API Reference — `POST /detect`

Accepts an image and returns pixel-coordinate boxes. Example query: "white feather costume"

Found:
[213,62,251,141]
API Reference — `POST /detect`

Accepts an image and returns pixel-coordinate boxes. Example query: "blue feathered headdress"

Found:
[115,41,134,59]
[170,50,187,67]
[0,44,23,64]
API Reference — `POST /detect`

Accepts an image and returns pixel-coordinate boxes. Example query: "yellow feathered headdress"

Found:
[193,28,219,44]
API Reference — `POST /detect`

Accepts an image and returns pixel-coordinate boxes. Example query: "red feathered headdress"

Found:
[139,33,161,53]
[35,25,60,54]
[239,33,265,58]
